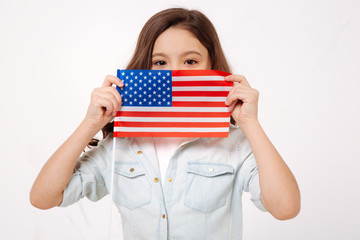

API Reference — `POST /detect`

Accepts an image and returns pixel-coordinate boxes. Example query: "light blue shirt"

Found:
[60,125,266,239]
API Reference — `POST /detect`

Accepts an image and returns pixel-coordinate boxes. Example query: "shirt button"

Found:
[130,168,134,173]
[209,167,214,172]
[168,177,172,182]
[154,177,159,183]
[162,214,166,219]
[137,150,142,154]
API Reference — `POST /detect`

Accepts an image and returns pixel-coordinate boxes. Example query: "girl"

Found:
[30,8,300,239]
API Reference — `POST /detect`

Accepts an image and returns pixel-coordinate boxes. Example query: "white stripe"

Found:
[120,106,228,112]
[172,97,227,102]
[114,127,229,132]
[115,117,229,122]
[172,76,225,81]
[172,86,232,91]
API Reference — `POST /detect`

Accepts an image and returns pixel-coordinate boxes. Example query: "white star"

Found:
[134,83,137,86]
[158,87,161,90]
[130,72,134,75]
[135,76,138,79]
[167,87,170,91]
[144,83,147,87]
[167,102,170,105]
[163,76,166,79]
[158,94,161,98]
[130,79,133,83]
[125,91,128,94]
[158,72,161,75]
[139,87,142,90]
[167,80,170,83]
[130,87,133,90]
[153,76,157,79]
[162,98,166,101]
[158,101,161,105]
[162,83,166,86]
[153,91,156,94]
[130,101,133,105]
[153,83,156,87]
[149,101,152,105]
[125,83,128,86]
[139,102,142,105]
[134,98,137,102]
[122,72,125,76]
[126,76,129,79]
[153,98,156,102]
[167,72,170,76]
[149,72,152,75]
[144,76,147,79]
[167,94,170,98]
[134,91,137,94]
[139,79,142,83]
[148,94,152,98]
[139,94,142,98]
[140,72,143,75]
[129,94,133,97]
[124,98,128,102]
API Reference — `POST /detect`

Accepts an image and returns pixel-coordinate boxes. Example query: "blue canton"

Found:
[116,70,172,107]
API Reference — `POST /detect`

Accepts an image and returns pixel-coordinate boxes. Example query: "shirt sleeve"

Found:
[59,137,111,207]
[240,152,267,212]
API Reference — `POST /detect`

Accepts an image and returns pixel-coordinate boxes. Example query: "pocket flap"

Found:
[114,162,145,178]
[186,162,234,177]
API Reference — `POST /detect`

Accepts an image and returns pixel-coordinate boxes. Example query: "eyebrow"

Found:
[152,50,203,58]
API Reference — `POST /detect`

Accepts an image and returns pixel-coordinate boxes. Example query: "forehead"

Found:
[153,27,208,54]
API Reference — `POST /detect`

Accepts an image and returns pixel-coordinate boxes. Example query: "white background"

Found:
[1,0,359,239]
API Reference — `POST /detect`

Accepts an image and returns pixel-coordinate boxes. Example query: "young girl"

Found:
[30,8,300,239]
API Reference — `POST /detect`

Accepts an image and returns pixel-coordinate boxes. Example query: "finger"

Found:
[108,87,122,115]
[226,87,258,109]
[98,89,120,116]
[94,96,114,116]
[225,75,251,87]
[93,88,119,115]
[102,75,124,88]
[228,101,238,112]
[225,84,251,105]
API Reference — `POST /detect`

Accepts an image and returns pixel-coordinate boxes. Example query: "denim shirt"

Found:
[60,125,266,239]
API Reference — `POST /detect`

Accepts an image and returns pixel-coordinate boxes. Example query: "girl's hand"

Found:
[84,75,123,130]
[225,75,259,128]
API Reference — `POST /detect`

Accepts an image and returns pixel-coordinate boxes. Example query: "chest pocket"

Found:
[185,162,235,213]
[113,162,151,210]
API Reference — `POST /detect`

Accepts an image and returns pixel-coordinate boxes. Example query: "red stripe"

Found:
[172,101,227,107]
[172,91,229,97]
[114,121,230,128]
[172,81,233,87]
[116,111,230,118]
[171,70,231,77]
[113,132,229,138]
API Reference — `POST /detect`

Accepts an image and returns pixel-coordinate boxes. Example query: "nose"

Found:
[167,63,182,71]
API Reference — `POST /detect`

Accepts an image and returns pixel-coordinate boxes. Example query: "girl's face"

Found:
[151,27,211,70]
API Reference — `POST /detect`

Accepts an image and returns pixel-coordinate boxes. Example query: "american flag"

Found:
[114,69,233,138]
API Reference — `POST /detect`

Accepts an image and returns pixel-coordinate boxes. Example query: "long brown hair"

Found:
[92,8,232,145]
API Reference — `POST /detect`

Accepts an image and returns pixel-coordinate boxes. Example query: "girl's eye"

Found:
[154,60,166,66]
[185,59,198,65]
